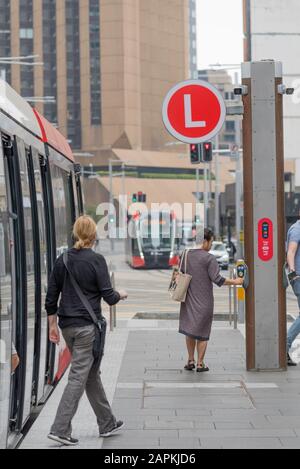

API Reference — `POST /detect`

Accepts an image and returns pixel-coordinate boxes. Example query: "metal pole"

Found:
[229,266,233,326]
[109,159,114,251]
[110,305,114,332]
[235,72,242,259]
[204,163,209,228]
[233,267,238,330]
[196,168,200,205]
[122,163,126,199]
[214,133,220,238]
[109,272,116,331]
[235,151,242,259]
[112,272,117,328]
[209,161,213,202]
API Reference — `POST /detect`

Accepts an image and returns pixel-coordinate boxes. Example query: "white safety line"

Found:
[117,382,278,390]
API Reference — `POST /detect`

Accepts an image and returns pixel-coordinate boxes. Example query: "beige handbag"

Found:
[169,250,192,303]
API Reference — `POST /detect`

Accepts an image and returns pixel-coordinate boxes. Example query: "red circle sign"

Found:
[162,80,226,144]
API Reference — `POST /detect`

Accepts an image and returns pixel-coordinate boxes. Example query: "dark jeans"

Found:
[287,278,300,351]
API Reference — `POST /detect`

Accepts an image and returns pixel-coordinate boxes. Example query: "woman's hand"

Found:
[119,290,128,300]
[235,278,244,286]
[224,278,244,287]
[49,325,60,345]
[11,354,20,373]
[48,315,60,344]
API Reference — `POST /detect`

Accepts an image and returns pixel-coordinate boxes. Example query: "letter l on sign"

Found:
[184,94,206,129]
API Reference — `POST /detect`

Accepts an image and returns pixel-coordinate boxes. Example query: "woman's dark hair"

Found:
[204,228,214,242]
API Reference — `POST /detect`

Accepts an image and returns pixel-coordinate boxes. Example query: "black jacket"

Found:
[45,248,120,329]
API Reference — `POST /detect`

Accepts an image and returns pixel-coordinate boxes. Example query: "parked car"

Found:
[210,241,229,270]
[178,222,194,246]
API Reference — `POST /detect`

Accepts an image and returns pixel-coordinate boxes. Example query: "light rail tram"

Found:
[0,80,83,448]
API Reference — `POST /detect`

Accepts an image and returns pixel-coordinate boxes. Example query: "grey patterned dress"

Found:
[179,249,226,341]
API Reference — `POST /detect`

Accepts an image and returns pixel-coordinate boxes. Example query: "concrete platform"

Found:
[20,318,300,450]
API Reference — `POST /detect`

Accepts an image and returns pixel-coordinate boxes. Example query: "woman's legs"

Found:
[196,340,208,366]
[186,337,196,362]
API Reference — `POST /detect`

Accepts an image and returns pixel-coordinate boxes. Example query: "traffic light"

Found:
[138,192,146,203]
[132,193,146,203]
[190,144,201,164]
[202,142,213,162]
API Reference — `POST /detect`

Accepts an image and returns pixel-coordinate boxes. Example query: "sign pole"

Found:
[242,60,287,371]
[204,163,209,228]
[214,133,220,238]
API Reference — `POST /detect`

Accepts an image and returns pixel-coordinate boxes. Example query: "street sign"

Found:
[162,80,226,144]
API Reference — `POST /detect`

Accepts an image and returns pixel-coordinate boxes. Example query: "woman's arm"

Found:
[207,256,226,287]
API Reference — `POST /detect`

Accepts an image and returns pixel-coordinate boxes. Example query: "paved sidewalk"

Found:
[21,319,300,450]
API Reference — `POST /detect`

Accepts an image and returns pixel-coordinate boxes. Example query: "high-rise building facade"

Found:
[2,0,190,166]
[243,0,300,185]
[189,0,197,78]
[198,69,240,150]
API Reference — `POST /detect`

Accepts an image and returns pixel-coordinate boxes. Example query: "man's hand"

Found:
[119,290,128,300]
[288,271,300,284]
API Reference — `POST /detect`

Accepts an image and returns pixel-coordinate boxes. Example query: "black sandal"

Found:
[196,363,209,373]
[184,360,196,371]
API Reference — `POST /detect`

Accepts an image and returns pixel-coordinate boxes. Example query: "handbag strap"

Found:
[179,251,185,272]
[63,252,99,326]
[179,249,190,274]
[185,249,189,273]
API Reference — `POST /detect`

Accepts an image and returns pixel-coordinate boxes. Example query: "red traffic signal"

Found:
[190,144,201,164]
[202,142,213,162]
[133,192,147,203]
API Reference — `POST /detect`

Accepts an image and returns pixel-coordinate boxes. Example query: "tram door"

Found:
[28,149,48,403]
[16,138,36,426]
[0,138,14,449]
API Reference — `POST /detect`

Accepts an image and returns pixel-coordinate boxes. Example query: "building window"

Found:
[20,28,33,39]
[0,1,11,83]
[65,0,81,149]
[19,0,34,99]
[226,121,236,132]
[89,0,101,126]
[42,0,57,124]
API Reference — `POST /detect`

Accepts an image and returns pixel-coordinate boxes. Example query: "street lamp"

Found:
[0,55,45,97]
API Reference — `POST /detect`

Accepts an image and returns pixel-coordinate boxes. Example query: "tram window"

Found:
[51,164,73,256]
[0,141,12,448]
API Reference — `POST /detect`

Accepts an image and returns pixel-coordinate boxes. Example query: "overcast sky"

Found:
[197,0,244,72]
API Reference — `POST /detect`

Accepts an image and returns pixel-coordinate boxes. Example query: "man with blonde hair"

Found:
[46,216,128,446]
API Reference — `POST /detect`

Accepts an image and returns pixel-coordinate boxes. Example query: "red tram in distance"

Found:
[0,80,84,448]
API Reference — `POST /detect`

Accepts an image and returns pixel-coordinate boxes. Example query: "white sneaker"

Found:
[99,421,124,438]
[48,433,79,446]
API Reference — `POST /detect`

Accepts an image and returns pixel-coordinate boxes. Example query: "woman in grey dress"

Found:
[179,228,243,373]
